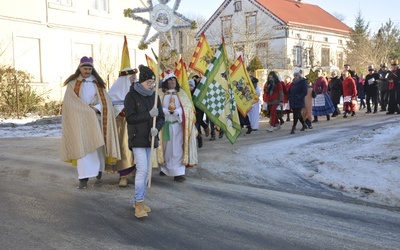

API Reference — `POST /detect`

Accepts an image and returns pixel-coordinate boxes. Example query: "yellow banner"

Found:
[229,55,258,117]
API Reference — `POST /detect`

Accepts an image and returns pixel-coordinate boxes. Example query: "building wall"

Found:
[0,0,158,102]
[201,0,349,72]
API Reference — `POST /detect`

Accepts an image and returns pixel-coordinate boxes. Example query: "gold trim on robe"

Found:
[157,90,198,167]
[60,78,121,165]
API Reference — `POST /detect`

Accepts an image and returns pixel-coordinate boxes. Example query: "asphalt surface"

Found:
[1,110,400,249]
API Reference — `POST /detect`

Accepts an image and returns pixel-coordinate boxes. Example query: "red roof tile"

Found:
[256,0,351,34]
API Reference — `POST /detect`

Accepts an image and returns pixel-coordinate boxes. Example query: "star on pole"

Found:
[124,0,196,50]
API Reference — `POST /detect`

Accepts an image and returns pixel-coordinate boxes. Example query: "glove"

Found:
[150,128,158,137]
[149,107,158,117]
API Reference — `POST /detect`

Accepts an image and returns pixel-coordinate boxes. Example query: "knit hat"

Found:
[139,65,155,82]
[119,67,138,77]
[391,59,398,66]
[79,56,94,67]
[368,65,374,70]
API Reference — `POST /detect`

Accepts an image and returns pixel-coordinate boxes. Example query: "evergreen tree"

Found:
[373,19,400,64]
[345,11,371,74]
[246,56,264,75]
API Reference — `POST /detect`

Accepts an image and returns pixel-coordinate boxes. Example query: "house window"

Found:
[321,47,330,67]
[296,33,301,39]
[338,39,343,44]
[91,0,108,12]
[323,37,328,42]
[221,16,232,40]
[234,0,242,12]
[53,0,72,6]
[14,36,42,82]
[293,46,302,67]
[307,35,312,40]
[246,14,257,34]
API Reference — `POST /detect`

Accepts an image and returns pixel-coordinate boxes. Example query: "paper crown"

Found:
[79,56,93,67]
[119,68,138,77]
[162,70,176,82]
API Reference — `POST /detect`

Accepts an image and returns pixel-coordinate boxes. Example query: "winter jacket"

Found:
[288,77,308,108]
[263,80,283,104]
[364,72,380,96]
[124,86,165,149]
[328,76,342,104]
[342,76,357,97]
[313,77,328,94]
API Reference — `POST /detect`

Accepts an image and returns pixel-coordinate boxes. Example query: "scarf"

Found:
[134,82,154,96]
[266,79,275,95]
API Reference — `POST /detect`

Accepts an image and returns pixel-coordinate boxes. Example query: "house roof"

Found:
[256,0,351,34]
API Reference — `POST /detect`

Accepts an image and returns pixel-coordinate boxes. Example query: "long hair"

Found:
[161,77,181,92]
[63,67,106,88]
[268,71,280,84]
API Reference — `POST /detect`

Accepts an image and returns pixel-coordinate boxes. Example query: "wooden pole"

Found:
[147,34,162,188]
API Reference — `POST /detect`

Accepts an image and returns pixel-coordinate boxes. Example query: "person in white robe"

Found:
[157,71,197,182]
[248,76,261,131]
[107,68,137,187]
[61,56,120,189]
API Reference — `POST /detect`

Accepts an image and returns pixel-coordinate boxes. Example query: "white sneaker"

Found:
[267,126,274,132]
[274,124,281,130]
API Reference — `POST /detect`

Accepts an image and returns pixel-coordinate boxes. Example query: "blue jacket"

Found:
[288,77,308,108]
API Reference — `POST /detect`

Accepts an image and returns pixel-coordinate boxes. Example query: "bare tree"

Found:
[96,39,119,90]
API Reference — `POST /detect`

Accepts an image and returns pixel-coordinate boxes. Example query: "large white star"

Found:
[124,0,195,49]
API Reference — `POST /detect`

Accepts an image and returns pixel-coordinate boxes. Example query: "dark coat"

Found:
[124,85,165,149]
[328,76,342,104]
[364,72,380,96]
[288,77,308,108]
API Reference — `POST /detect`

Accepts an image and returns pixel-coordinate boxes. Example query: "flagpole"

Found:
[148,34,162,188]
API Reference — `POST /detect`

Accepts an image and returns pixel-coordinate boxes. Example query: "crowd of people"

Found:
[60,56,400,219]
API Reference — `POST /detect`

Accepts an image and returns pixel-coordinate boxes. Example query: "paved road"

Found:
[1,111,400,249]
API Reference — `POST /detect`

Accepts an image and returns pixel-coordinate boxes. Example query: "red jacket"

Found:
[263,81,283,104]
[342,76,357,97]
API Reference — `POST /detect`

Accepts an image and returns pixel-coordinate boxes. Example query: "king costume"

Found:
[157,72,197,182]
[107,68,138,187]
[60,56,120,188]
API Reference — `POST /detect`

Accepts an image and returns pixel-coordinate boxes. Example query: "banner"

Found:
[174,58,194,108]
[120,36,131,70]
[193,43,241,144]
[145,54,160,78]
[189,33,214,75]
[229,55,258,117]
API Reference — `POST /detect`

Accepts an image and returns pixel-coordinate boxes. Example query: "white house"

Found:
[196,0,351,76]
[0,0,158,102]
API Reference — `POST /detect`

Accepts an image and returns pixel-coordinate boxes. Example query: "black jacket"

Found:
[124,86,165,149]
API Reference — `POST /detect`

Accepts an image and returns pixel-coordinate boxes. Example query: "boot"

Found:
[326,115,330,121]
[343,111,348,118]
[290,125,295,134]
[134,202,148,218]
[133,202,151,213]
[119,176,128,187]
[246,126,252,134]
[312,116,318,123]
[300,123,307,131]
[286,114,290,122]
[306,120,313,129]
[197,135,203,148]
